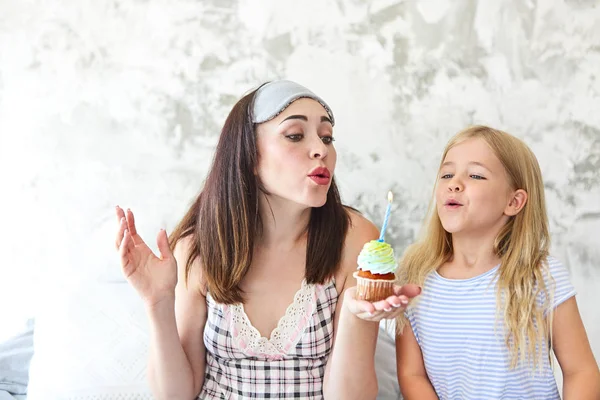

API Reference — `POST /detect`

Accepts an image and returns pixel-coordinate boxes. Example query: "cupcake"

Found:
[353,239,397,302]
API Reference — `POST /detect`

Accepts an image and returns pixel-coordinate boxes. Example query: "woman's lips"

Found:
[309,175,330,185]
[308,167,331,185]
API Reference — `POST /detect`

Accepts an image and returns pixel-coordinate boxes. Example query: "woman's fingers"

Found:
[115,206,127,250]
[372,299,391,311]
[124,208,148,248]
[357,310,384,320]
[156,229,173,261]
[119,228,133,268]
[374,295,410,310]
[345,290,379,318]
[358,304,405,321]
[344,287,376,315]
[358,295,413,321]
[355,299,376,315]
[347,285,420,321]
[125,209,137,236]
[115,217,126,250]
[393,284,422,299]
[115,205,126,223]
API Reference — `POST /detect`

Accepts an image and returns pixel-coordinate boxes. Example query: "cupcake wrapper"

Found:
[353,271,395,302]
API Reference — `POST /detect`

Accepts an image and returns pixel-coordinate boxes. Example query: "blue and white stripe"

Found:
[406,256,576,400]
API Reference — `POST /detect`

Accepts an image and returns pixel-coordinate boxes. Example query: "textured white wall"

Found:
[1,0,598,378]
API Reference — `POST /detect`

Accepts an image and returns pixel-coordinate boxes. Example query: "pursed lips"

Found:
[444,198,463,208]
[308,167,330,185]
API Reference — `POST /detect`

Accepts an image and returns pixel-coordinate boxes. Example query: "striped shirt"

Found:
[406,256,576,400]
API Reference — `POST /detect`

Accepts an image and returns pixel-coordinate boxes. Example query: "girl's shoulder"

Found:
[540,256,576,308]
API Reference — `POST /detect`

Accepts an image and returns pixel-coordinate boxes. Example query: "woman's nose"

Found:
[310,137,328,159]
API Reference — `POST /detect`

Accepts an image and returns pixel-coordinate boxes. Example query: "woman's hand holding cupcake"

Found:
[346,239,421,321]
[344,284,421,321]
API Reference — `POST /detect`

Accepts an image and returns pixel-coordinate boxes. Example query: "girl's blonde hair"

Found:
[397,125,553,370]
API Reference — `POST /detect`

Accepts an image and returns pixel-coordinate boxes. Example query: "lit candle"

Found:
[379,191,394,241]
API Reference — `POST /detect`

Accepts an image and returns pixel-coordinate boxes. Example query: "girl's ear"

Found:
[504,189,527,216]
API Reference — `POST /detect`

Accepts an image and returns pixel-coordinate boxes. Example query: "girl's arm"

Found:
[396,323,438,400]
[552,297,600,400]
[147,237,208,400]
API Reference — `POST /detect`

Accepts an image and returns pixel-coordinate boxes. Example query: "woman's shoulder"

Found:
[173,234,207,296]
[335,208,380,286]
[344,207,380,245]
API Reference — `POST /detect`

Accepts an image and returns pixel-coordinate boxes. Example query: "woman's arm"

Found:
[147,236,208,400]
[396,322,438,399]
[552,297,600,400]
[323,212,419,399]
[323,213,381,399]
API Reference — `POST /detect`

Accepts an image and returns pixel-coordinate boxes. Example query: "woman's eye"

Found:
[286,134,303,142]
[321,136,335,145]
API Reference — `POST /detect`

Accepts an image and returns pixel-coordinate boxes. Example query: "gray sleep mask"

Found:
[251,80,335,126]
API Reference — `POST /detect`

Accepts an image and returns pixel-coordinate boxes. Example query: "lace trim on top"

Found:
[228,279,322,360]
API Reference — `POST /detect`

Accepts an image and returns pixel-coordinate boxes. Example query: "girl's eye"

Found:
[470,174,485,180]
[321,136,335,145]
[286,134,303,142]
[440,174,453,179]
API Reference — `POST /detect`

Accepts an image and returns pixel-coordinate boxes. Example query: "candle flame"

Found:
[387,191,393,203]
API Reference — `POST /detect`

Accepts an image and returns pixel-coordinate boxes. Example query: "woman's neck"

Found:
[257,193,311,249]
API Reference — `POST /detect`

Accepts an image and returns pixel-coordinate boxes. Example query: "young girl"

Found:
[115,80,420,399]
[396,126,600,399]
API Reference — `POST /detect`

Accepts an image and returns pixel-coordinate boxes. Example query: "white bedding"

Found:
[0,392,26,400]
[26,283,153,400]
[23,282,400,400]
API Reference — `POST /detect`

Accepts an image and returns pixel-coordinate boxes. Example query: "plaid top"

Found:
[199,279,338,399]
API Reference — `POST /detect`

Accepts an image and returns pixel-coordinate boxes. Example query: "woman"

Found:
[115,80,420,399]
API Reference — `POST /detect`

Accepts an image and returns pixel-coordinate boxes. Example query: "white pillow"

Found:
[0,277,36,395]
[26,283,153,400]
